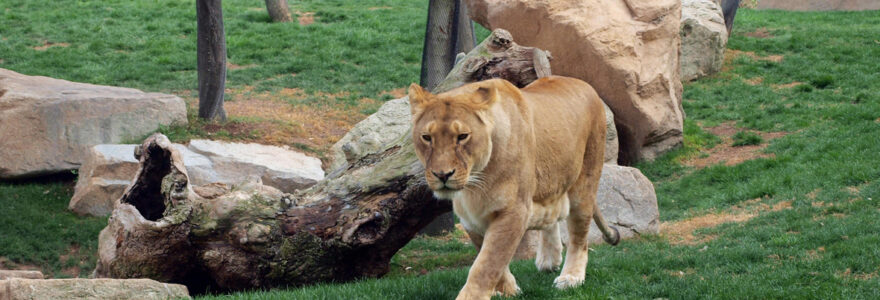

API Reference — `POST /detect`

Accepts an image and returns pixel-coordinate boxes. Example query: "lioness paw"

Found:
[535,253,562,272]
[493,284,521,297]
[553,274,585,290]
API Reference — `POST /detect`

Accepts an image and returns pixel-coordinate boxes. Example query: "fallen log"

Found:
[93,29,552,293]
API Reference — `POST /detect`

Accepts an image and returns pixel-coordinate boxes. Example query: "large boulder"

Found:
[0,68,187,179]
[681,0,729,81]
[757,0,880,11]
[70,142,324,217]
[0,278,190,300]
[465,0,685,163]
[329,97,620,172]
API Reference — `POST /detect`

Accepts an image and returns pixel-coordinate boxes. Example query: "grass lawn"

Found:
[2,1,880,299]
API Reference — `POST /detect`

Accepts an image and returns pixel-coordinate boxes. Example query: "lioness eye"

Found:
[457,133,469,141]
[421,135,432,142]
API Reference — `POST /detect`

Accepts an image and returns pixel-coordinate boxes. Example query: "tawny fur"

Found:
[409,77,619,300]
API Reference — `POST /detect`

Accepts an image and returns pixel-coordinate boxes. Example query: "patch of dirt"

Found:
[726,49,784,64]
[806,188,822,200]
[220,90,379,161]
[772,82,804,89]
[684,122,789,169]
[58,244,83,277]
[454,223,473,244]
[380,88,407,99]
[32,41,70,51]
[744,77,764,86]
[227,62,257,70]
[297,11,314,26]
[744,27,773,39]
[837,268,878,280]
[662,199,792,245]
[667,268,697,277]
[804,246,825,261]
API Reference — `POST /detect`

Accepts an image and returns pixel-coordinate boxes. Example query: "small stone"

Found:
[0,278,190,299]
[0,270,43,280]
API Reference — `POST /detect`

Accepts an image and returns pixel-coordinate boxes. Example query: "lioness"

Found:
[409,76,620,300]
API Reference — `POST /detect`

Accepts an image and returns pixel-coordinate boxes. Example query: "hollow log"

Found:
[93,29,551,293]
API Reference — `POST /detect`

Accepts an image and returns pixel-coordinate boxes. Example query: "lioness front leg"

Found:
[457,209,527,300]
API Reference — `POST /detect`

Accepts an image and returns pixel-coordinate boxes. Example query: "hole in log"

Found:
[121,142,170,221]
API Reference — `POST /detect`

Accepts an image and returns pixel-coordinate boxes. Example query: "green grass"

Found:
[0,179,107,277]
[732,131,763,147]
[1,2,879,299]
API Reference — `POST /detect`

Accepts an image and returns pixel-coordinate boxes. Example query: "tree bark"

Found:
[419,0,477,92]
[94,29,552,293]
[197,0,227,121]
[264,0,293,23]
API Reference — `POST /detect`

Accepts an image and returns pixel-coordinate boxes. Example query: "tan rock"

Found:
[0,68,187,179]
[465,0,685,162]
[0,270,43,280]
[0,278,190,300]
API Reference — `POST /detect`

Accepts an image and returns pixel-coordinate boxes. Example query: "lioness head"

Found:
[408,82,498,200]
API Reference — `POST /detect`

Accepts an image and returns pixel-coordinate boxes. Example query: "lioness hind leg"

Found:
[555,182,599,289]
[535,222,563,272]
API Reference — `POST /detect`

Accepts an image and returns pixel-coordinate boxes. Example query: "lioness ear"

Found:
[473,86,499,108]
[408,83,431,116]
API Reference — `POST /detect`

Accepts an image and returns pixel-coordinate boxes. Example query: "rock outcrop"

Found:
[681,0,729,81]
[465,0,685,163]
[0,68,187,179]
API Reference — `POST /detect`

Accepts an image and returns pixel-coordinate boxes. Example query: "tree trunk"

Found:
[197,0,227,121]
[720,0,741,36]
[264,0,293,23]
[419,0,477,92]
[94,29,552,293]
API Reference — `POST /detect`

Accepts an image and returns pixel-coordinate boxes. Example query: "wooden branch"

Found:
[94,29,552,293]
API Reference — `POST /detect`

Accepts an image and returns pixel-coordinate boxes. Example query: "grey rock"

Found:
[560,164,659,244]
[0,68,187,179]
[681,0,728,81]
[186,139,324,193]
[0,278,190,300]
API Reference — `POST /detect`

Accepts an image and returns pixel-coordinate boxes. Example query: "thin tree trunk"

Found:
[264,0,293,23]
[197,0,227,121]
[419,0,477,92]
[94,29,552,293]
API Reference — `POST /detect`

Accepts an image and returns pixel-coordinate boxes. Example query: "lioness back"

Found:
[519,76,606,203]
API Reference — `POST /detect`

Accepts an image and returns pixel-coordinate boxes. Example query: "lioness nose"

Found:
[432,169,455,183]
